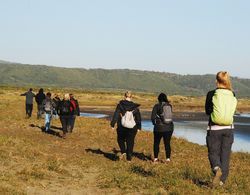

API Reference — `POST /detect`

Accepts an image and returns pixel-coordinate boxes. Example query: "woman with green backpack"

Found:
[205,71,237,187]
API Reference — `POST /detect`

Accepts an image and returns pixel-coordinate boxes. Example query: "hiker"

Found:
[205,71,237,187]
[35,88,46,119]
[110,91,141,162]
[42,92,54,132]
[52,94,61,116]
[58,93,74,138]
[20,88,36,118]
[69,93,80,132]
[151,93,174,163]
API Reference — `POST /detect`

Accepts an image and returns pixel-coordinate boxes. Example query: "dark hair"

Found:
[39,88,44,93]
[29,88,33,91]
[46,92,51,97]
[158,93,168,103]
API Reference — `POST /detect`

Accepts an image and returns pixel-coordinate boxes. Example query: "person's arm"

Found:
[205,90,215,115]
[134,108,141,130]
[110,104,120,128]
[151,104,158,125]
[20,92,26,96]
[76,100,80,116]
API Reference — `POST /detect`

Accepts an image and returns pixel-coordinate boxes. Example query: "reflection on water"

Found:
[142,120,250,153]
[235,113,250,118]
[80,112,108,118]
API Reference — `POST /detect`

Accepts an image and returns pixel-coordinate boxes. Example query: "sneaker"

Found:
[118,153,126,161]
[219,181,224,186]
[152,158,159,163]
[212,167,222,187]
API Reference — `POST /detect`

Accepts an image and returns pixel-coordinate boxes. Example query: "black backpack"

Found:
[61,100,71,114]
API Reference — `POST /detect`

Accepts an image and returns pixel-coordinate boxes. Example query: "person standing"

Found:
[20,88,36,118]
[42,92,53,132]
[151,93,174,163]
[69,94,80,132]
[110,91,141,162]
[205,71,237,187]
[35,88,46,119]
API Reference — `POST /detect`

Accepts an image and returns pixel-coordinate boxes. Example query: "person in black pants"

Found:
[151,93,174,163]
[35,88,46,119]
[58,94,74,139]
[110,91,141,161]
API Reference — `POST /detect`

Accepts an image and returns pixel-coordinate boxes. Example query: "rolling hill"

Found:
[0,61,250,97]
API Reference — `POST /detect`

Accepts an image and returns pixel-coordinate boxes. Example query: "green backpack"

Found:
[211,89,237,125]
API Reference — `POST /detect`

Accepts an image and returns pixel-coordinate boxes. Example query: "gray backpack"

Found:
[44,99,52,112]
[158,103,172,124]
[121,111,136,129]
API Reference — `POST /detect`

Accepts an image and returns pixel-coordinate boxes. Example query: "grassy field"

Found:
[0,87,250,194]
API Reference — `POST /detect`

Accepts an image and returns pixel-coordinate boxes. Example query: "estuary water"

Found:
[80,112,250,153]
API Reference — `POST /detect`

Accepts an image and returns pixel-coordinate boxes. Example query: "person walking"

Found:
[110,91,141,162]
[205,71,237,187]
[35,88,46,119]
[58,94,73,138]
[69,93,80,132]
[52,94,61,117]
[42,92,53,132]
[20,88,36,118]
[151,93,174,163]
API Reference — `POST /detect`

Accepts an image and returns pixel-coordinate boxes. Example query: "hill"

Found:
[1,61,250,97]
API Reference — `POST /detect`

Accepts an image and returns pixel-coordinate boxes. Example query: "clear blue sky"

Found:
[1,0,250,78]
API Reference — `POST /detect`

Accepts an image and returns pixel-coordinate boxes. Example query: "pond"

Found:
[80,112,250,153]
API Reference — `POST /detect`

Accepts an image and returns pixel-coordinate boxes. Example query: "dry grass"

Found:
[0,87,250,194]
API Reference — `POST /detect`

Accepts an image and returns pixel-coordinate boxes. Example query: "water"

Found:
[80,112,108,118]
[142,120,250,153]
[80,112,250,153]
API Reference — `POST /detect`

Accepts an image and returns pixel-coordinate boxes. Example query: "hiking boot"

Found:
[212,167,222,187]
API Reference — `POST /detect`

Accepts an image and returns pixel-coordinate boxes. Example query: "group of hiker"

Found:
[110,71,237,187]
[20,71,237,187]
[21,89,80,138]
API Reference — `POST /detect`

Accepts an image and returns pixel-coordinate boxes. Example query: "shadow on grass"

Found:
[29,124,62,138]
[130,165,156,177]
[192,179,211,188]
[85,148,119,161]
[133,152,152,161]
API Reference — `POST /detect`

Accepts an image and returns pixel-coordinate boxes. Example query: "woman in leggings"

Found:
[151,93,174,163]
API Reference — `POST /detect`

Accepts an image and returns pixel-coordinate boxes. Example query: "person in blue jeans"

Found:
[42,92,54,132]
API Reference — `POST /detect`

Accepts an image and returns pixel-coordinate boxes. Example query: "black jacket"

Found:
[151,102,174,132]
[58,100,74,116]
[110,100,141,130]
[35,92,46,105]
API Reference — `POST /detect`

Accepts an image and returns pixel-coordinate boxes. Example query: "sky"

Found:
[0,0,250,78]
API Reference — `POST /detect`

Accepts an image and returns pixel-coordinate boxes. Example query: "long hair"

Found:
[158,93,169,103]
[216,71,232,90]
